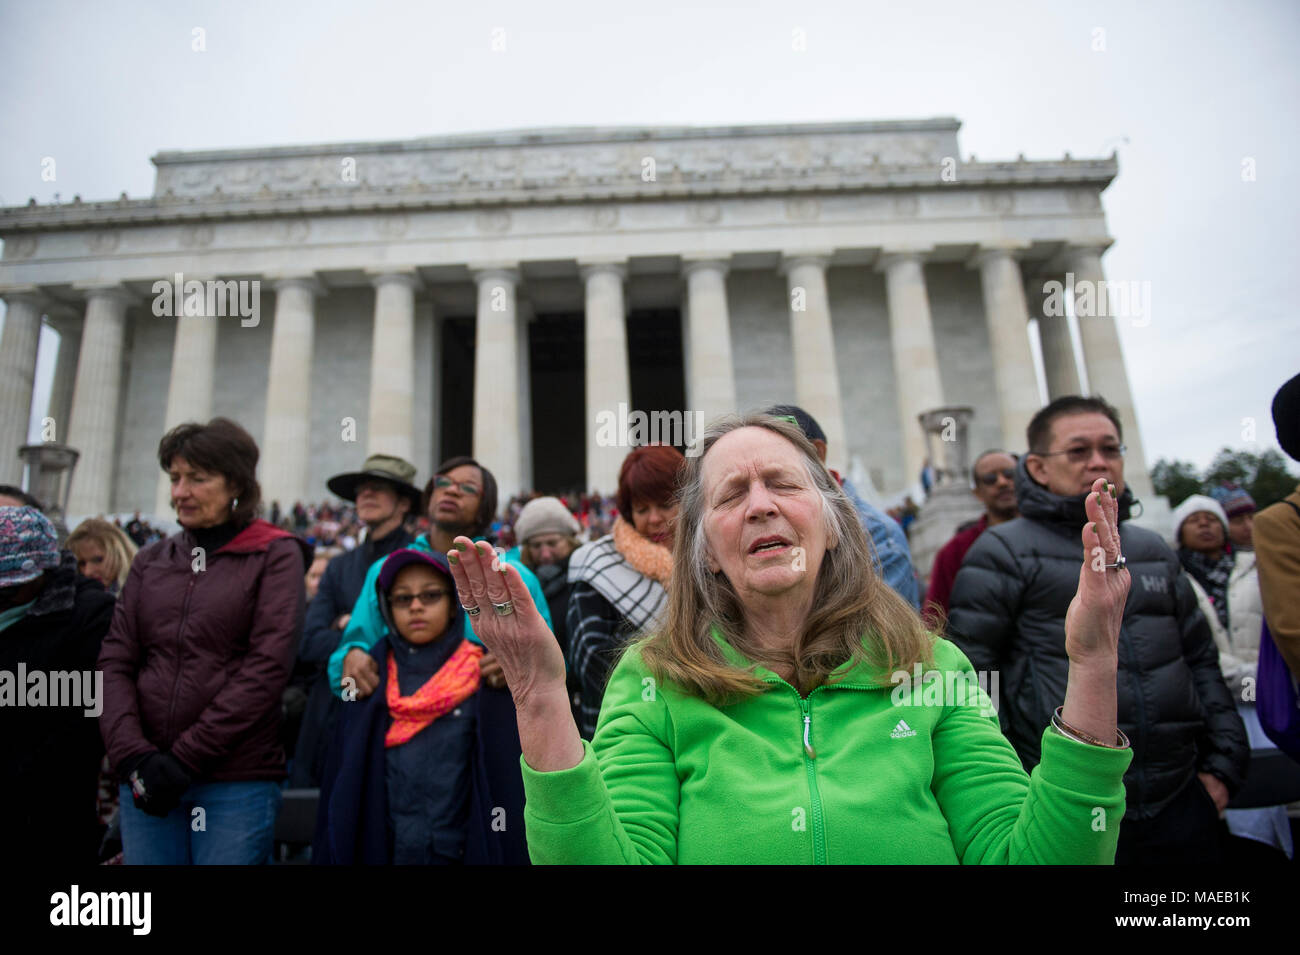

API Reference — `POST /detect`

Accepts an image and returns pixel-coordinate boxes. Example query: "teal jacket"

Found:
[326,535,551,698]
[521,633,1133,864]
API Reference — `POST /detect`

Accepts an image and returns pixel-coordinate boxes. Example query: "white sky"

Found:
[2,0,1297,472]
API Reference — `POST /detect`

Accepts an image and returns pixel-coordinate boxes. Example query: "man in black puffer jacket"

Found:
[947,396,1247,864]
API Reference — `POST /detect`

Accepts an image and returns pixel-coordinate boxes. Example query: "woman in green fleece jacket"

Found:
[447,412,1135,864]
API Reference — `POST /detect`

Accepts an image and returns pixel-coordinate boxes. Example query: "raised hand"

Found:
[445,538,566,706]
[447,538,584,771]
[1064,476,1131,667]
[1060,476,1131,744]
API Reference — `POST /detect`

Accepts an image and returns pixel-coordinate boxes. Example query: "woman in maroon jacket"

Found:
[98,418,311,865]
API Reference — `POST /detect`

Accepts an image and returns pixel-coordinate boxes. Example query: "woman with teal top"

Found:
[328,456,550,700]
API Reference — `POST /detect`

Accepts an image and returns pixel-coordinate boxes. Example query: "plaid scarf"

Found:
[1179,547,1233,631]
[568,522,669,632]
[384,639,483,748]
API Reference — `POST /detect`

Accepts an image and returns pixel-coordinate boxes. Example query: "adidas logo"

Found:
[890,719,917,739]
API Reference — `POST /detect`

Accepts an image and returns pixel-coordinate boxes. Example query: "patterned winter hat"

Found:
[1209,484,1256,518]
[0,506,61,587]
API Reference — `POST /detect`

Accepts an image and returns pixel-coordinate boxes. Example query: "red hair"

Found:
[616,445,686,519]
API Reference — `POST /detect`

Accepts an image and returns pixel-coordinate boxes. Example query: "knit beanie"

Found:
[1171,494,1228,543]
[1209,484,1256,518]
[0,506,61,587]
[514,497,580,544]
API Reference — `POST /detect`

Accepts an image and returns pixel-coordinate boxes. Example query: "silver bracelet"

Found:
[1051,706,1130,749]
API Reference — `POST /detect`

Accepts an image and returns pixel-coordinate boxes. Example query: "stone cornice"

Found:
[151,119,964,164]
[0,159,1118,235]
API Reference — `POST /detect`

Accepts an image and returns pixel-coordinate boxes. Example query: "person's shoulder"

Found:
[130,531,182,569]
[1256,492,1300,535]
[961,518,1026,560]
[609,639,652,676]
[603,639,679,705]
[929,636,978,673]
[567,536,615,576]
[937,520,979,555]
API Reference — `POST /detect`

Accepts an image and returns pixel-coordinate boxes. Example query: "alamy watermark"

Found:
[50,885,151,935]
[889,663,999,718]
[152,272,261,327]
[594,402,704,456]
[1042,272,1151,328]
[0,665,102,717]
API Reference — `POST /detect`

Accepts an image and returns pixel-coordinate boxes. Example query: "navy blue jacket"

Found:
[291,525,414,787]
[312,635,529,865]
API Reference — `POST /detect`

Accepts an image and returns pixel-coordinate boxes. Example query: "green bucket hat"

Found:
[327,454,422,512]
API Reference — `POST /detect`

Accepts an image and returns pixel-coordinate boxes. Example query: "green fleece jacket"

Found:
[521,633,1133,864]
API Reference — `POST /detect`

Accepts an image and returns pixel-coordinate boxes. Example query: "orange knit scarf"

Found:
[384,640,484,748]
[611,516,673,585]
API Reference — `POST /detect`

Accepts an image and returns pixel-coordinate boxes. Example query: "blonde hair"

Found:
[66,518,138,591]
[638,412,934,703]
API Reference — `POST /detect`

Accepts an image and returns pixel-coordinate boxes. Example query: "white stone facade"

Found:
[0,118,1151,517]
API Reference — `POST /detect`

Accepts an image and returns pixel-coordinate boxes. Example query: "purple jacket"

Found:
[98,519,311,781]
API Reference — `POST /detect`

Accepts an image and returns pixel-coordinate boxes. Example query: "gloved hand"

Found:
[126,752,194,818]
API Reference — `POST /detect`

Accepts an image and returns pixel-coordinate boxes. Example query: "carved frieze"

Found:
[150,123,966,200]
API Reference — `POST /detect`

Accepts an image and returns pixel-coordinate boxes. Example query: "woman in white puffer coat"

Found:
[1173,493,1291,861]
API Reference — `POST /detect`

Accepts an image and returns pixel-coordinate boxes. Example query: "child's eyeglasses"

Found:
[389,589,449,609]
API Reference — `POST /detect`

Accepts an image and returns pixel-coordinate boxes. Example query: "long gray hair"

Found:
[637,412,933,702]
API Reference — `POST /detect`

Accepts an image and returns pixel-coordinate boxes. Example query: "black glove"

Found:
[127,753,194,818]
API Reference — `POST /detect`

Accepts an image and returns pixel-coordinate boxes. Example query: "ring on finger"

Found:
[1104,555,1127,572]
[492,599,515,616]
[461,603,481,616]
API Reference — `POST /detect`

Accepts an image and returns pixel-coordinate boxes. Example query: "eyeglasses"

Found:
[974,468,1016,486]
[434,476,481,496]
[1034,443,1126,464]
[389,589,449,609]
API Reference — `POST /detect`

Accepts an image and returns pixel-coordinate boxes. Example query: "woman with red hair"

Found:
[565,445,685,738]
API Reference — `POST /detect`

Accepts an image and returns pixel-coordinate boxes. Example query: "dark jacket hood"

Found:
[1014,455,1135,528]
[27,551,83,618]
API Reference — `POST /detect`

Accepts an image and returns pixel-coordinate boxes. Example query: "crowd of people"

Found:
[2,374,1298,866]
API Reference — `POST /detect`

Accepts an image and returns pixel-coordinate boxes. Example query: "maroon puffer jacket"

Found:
[98,520,312,781]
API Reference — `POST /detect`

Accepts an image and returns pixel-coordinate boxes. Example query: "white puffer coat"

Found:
[1186,550,1264,699]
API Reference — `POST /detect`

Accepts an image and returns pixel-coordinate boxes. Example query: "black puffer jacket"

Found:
[946,459,1248,820]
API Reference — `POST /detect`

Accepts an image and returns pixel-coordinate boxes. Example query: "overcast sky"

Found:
[2,0,1297,473]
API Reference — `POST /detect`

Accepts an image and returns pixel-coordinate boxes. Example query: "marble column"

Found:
[971,246,1041,451]
[1028,271,1081,398]
[580,261,632,493]
[780,253,847,474]
[47,316,84,442]
[516,299,534,493]
[67,286,133,517]
[682,259,737,429]
[471,266,522,497]
[153,307,221,516]
[877,251,946,487]
[1066,244,1152,497]
[367,271,419,461]
[261,277,324,509]
[0,289,46,484]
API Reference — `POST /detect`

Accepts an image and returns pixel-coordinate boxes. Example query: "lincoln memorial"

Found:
[0,118,1152,521]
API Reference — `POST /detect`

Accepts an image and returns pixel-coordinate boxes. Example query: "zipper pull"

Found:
[803,713,816,759]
